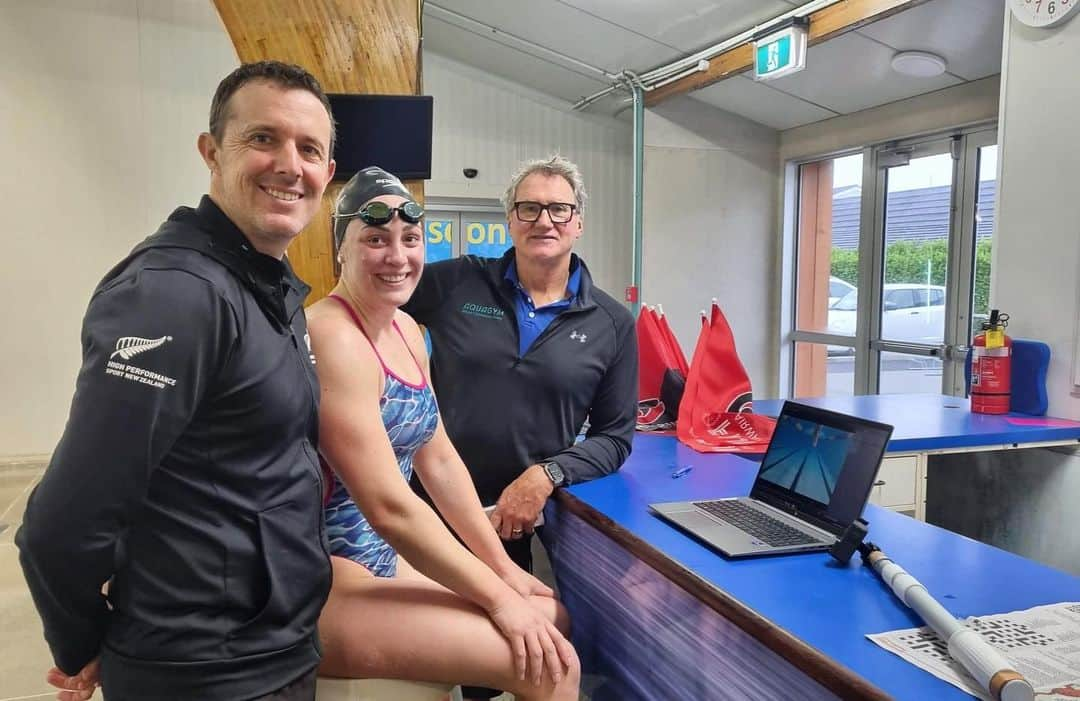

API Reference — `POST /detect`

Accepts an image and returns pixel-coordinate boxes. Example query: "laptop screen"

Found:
[750,402,893,534]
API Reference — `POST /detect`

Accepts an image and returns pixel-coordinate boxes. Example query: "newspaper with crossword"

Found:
[867,601,1080,700]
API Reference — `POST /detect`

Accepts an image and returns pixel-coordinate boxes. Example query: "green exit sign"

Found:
[756,36,792,77]
[753,21,808,81]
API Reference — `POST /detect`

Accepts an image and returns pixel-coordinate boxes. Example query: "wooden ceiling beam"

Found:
[645,0,931,106]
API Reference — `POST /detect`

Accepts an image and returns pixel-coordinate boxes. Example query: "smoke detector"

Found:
[890,51,947,78]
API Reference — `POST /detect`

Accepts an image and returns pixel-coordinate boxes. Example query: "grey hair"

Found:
[501,154,588,219]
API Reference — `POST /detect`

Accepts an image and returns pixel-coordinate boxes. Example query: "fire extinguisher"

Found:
[971,309,1011,414]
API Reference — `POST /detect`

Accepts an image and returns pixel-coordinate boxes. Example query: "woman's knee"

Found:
[504,647,581,700]
[527,595,571,636]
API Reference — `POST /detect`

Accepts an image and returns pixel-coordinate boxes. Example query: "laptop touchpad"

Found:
[676,510,733,531]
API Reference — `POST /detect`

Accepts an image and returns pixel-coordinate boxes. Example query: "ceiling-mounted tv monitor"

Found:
[327,93,433,181]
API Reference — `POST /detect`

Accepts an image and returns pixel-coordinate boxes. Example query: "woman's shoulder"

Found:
[393,309,429,361]
[307,298,375,361]
[393,308,423,337]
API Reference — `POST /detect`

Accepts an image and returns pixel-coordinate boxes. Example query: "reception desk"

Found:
[545,396,1080,700]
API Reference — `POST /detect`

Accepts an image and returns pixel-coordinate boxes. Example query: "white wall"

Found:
[1,0,237,457]
[994,12,1080,419]
[423,53,632,295]
[643,97,780,397]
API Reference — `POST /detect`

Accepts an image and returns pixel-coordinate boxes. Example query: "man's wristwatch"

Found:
[540,460,566,488]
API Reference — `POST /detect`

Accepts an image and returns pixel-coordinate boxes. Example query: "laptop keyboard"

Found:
[693,500,822,547]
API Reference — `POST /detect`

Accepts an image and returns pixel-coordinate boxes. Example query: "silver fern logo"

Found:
[110,335,173,360]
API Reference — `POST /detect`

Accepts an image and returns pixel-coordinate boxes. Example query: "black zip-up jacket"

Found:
[16,196,331,700]
[402,250,637,505]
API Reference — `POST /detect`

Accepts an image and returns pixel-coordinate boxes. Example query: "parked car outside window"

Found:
[827,283,947,354]
[828,276,856,307]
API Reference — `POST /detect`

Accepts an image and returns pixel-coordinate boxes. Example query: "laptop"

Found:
[650,401,893,558]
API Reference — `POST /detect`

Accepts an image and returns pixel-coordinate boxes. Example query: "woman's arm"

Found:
[413,421,554,598]
[310,311,570,683]
[397,313,554,598]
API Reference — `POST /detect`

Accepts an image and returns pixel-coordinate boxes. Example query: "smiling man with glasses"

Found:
[403,153,637,701]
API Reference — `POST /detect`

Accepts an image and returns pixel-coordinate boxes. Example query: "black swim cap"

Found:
[333,166,414,245]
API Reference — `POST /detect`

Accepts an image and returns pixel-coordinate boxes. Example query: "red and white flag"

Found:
[677,302,775,453]
[636,305,687,431]
[653,305,690,377]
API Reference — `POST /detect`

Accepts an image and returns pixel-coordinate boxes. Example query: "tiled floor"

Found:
[0,465,568,701]
[0,464,54,701]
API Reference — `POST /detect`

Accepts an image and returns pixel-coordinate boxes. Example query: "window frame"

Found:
[780,123,998,398]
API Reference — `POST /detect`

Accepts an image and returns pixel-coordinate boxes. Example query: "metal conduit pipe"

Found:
[627,71,644,316]
[425,2,621,81]
[572,0,841,111]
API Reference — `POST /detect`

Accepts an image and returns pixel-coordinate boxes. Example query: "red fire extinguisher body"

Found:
[971,310,1011,414]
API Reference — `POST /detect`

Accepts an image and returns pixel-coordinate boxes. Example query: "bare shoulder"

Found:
[306,296,345,329]
[307,299,376,370]
[393,309,428,357]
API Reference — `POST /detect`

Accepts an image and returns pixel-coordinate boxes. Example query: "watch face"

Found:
[543,461,565,485]
[1009,0,1079,27]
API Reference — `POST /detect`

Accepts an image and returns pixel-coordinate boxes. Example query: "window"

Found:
[789,153,863,397]
[785,126,996,399]
[884,288,915,310]
[830,278,855,303]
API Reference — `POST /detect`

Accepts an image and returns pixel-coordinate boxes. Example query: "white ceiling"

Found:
[423,0,1005,130]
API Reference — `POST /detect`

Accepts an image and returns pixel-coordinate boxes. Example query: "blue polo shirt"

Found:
[504,258,582,356]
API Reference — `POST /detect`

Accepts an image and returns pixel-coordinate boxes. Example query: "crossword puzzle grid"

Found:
[897,619,1054,663]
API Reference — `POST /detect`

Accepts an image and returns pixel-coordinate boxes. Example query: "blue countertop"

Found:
[753,393,1080,452]
[564,427,1080,700]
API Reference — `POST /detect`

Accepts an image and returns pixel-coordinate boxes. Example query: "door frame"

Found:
[858,125,997,396]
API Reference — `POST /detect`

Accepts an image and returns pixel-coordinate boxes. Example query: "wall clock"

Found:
[1009,0,1080,28]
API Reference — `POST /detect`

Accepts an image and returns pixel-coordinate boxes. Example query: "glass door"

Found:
[871,138,953,394]
[864,128,996,396]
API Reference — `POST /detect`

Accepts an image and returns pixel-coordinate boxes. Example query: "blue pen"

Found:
[671,465,693,479]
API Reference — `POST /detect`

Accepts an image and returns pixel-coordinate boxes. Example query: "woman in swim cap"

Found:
[307,166,580,700]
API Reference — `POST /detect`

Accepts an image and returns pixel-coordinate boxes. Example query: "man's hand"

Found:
[489,464,553,541]
[47,658,99,701]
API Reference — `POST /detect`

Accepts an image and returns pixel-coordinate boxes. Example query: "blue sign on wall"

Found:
[424,217,512,263]
[425,219,455,263]
[463,220,510,258]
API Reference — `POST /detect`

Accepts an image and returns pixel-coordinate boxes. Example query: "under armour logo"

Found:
[570,330,587,343]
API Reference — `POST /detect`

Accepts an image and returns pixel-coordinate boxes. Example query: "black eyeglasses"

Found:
[336,200,425,226]
[513,201,577,224]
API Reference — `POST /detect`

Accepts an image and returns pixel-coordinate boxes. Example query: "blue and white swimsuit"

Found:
[323,294,439,577]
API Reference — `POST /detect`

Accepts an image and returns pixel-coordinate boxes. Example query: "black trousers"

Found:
[250,667,318,701]
[461,534,535,700]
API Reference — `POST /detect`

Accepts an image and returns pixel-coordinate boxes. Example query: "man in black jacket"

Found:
[405,154,637,564]
[16,61,336,701]
[405,155,637,701]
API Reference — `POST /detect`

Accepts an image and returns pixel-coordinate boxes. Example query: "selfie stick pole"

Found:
[859,543,1034,701]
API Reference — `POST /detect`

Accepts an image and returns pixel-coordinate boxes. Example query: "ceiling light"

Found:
[890,51,947,78]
